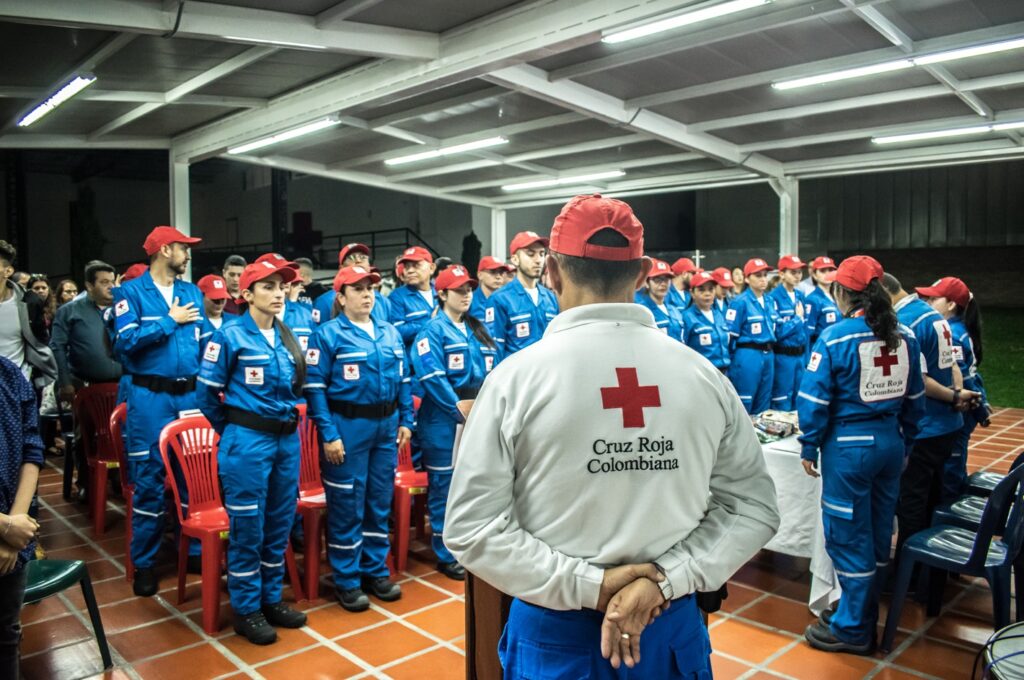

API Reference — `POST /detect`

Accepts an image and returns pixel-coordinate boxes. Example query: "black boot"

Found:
[336,587,370,612]
[261,601,307,628]
[804,621,875,655]
[233,610,277,645]
[362,576,402,602]
[437,561,465,581]
[132,568,158,597]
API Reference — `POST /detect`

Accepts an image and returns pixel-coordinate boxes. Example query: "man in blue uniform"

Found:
[769,255,808,410]
[669,257,697,308]
[635,259,685,341]
[805,256,839,346]
[113,226,204,597]
[711,267,733,313]
[727,258,777,414]
[388,247,437,395]
[197,274,235,347]
[490,231,558,357]
[467,256,509,330]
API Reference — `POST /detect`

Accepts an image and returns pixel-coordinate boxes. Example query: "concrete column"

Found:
[491,208,507,260]
[169,158,192,280]
[770,177,799,258]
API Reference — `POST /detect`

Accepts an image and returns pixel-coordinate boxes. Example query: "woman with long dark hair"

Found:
[916,277,992,500]
[797,256,925,656]
[28,276,55,338]
[55,279,78,307]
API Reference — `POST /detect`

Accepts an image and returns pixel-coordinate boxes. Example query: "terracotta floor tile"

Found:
[46,543,107,562]
[893,636,979,680]
[401,554,439,577]
[926,611,994,649]
[879,597,929,632]
[86,559,127,582]
[41,529,91,550]
[384,646,464,679]
[64,575,138,609]
[132,643,239,680]
[404,600,465,641]
[452,637,466,651]
[81,670,135,680]
[107,617,204,663]
[710,652,756,679]
[169,581,231,616]
[738,595,817,635]
[20,613,93,656]
[93,597,173,633]
[306,605,388,639]
[768,641,879,679]
[948,587,996,620]
[872,669,936,680]
[96,535,128,557]
[186,602,235,633]
[709,619,795,665]
[721,582,766,613]
[219,625,318,664]
[20,593,71,624]
[339,621,435,667]
[731,561,789,593]
[20,638,109,680]
[421,571,466,596]
[373,580,451,615]
[255,645,364,679]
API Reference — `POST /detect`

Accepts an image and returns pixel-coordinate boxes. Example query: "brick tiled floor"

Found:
[18,407,1024,679]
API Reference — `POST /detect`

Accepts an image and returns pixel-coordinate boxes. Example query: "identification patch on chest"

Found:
[725,308,737,321]
[203,341,221,363]
[115,299,129,317]
[825,311,837,323]
[416,338,431,355]
[485,307,494,323]
[807,351,822,372]
[311,309,320,323]
[750,322,762,335]
[245,367,264,385]
[305,348,320,366]
[515,321,530,338]
[485,356,494,372]
[699,332,712,346]
[858,340,910,402]
[448,353,464,370]
[952,345,964,362]
[299,336,308,351]
[343,364,360,381]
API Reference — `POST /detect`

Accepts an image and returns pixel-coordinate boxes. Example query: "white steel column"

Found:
[169,158,193,280]
[771,177,800,257]
[491,208,508,260]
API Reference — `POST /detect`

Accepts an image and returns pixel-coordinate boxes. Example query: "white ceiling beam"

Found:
[485,64,783,177]
[316,0,383,28]
[365,87,508,128]
[625,21,1024,109]
[0,0,438,60]
[0,134,170,149]
[0,87,266,108]
[170,0,709,162]
[498,178,768,210]
[90,45,277,138]
[783,138,1024,177]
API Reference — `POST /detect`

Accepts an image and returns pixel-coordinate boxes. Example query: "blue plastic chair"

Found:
[880,463,1024,652]
[965,450,1024,498]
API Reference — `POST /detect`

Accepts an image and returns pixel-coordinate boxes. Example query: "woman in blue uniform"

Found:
[197,260,308,646]
[683,270,731,372]
[769,255,809,410]
[726,258,777,414]
[797,256,925,655]
[916,277,992,500]
[411,265,499,580]
[304,266,414,612]
[635,259,685,342]
[805,256,840,346]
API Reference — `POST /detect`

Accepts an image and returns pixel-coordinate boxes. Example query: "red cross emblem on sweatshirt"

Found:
[601,368,661,428]
[873,347,899,376]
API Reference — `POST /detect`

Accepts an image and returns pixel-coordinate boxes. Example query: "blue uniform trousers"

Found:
[941,411,980,503]
[125,384,200,568]
[218,424,300,615]
[820,421,904,645]
[729,347,774,414]
[499,595,711,679]
[322,413,396,591]
[771,352,804,411]
[421,442,455,565]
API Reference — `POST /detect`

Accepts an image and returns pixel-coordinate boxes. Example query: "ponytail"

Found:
[273,317,307,396]
[846,279,900,351]
[465,313,496,350]
[961,297,983,366]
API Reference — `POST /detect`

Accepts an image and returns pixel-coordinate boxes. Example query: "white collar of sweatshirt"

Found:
[444,302,780,612]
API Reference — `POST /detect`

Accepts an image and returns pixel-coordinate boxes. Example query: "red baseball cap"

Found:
[397,246,433,265]
[239,260,298,291]
[710,267,734,288]
[477,256,509,273]
[835,255,884,292]
[142,226,201,256]
[509,230,550,256]
[690,270,716,289]
[333,265,381,293]
[549,194,643,261]
[743,258,772,276]
[254,252,298,270]
[122,263,148,282]
[435,264,478,292]
[778,254,805,271]
[647,259,674,279]
[810,256,837,271]
[338,242,371,266]
[916,276,970,309]
[197,274,231,300]
[671,257,697,276]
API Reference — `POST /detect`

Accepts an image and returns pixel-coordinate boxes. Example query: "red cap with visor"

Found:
[477,256,509,273]
[778,255,805,271]
[743,258,772,276]
[915,276,971,309]
[834,255,884,292]
[338,243,371,266]
[239,260,298,292]
[648,259,673,279]
[509,231,549,256]
[710,267,734,288]
[810,256,837,271]
[333,265,381,293]
[254,252,298,270]
[690,270,716,289]
[143,226,201,256]
[435,265,478,292]
[549,194,643,261]
[671,257,697,276]
[122,263,148,282]
[197,275,231,300]
[397,246,433,265]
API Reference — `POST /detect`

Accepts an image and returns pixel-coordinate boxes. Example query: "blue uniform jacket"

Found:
[468,289,497,329]
[726,289,777,347]
[682,305,732,369]
[112,271,204,379]
[490,277,558,356]
[895,295,964,438]
[198,314,239,346]
[635,291,685,342]
[387,284,437,351]
[312,289,390,327]
[302,315,414,442]
[280,300,315,352]
[804,287,839,344]
[196,314,300,434]
[410,314,500,427]
[667,286,689,309]
[797,316,926,462]
[769,286,808,351]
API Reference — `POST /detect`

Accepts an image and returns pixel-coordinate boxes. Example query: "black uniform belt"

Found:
[735,342,774,352]
[132,374,196,395]
[455,387,479,400]
[774,344,805,357]
[838,412,896,426]
[226,406,298,435]
[328,399,398,420]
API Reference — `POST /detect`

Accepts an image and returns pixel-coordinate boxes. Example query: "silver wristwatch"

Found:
[653,562,673,602]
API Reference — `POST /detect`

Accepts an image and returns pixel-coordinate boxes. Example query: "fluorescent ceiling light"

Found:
[223,35,326,50]
[914,37,1024,65]
[603,0,770,44]
[872,121,1024,144]
[384,137,508,166]
[17,75,96,127]
[228,117,341,154]
[502,170,626,192]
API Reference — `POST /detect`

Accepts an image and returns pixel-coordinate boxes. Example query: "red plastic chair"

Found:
[392,396,428,573]
[108,402,134,582]
[73,384,121,536]
[295,404,327,599]
[159,416,305,635]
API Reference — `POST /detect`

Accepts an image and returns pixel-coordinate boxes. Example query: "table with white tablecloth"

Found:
[760,435,840,615]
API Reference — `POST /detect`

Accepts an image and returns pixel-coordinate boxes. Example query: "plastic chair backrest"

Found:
[295,403,322,493]
[73,384,120,464]
[158,416,221,524]
[395,397,422,473]
[966,463,1024,570]
[108,402,131,490]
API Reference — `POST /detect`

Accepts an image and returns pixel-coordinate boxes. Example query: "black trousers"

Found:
[0,565,27,680]
[896,431,959,558]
